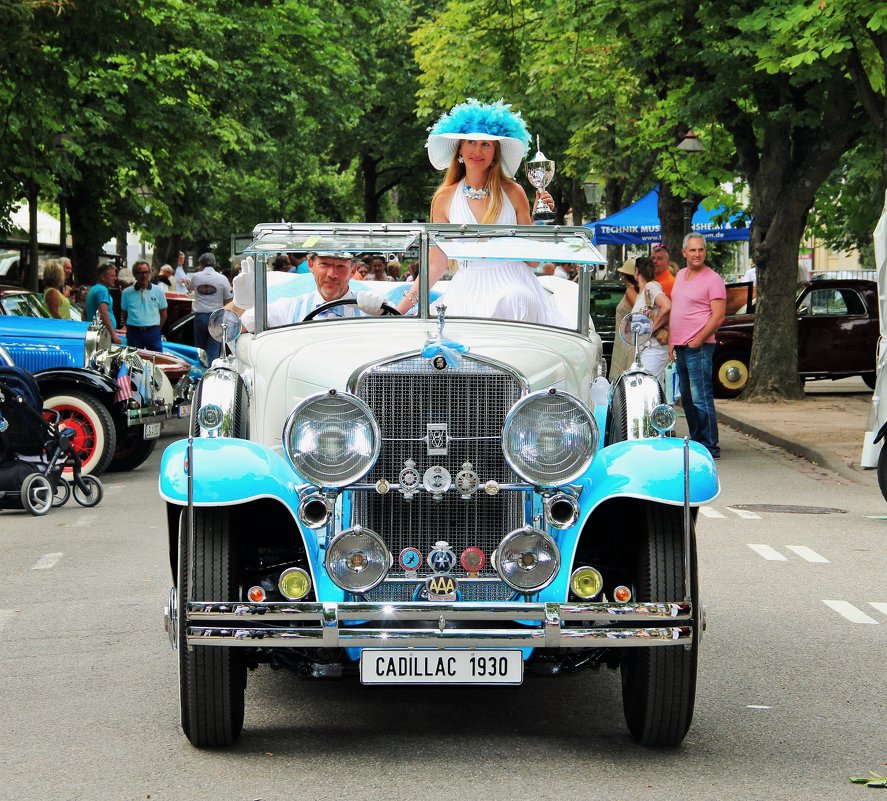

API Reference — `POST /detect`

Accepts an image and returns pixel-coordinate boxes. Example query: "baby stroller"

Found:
[0,366,103,515]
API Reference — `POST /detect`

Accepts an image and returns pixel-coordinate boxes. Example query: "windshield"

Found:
[242,223,604,334]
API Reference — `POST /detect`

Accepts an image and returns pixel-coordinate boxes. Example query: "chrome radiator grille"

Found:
[354,355,525,579]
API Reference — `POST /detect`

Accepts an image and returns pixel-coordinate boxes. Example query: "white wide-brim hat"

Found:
[426,99,532,178]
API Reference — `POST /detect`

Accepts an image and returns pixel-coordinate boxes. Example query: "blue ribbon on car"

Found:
[421,335,469,367]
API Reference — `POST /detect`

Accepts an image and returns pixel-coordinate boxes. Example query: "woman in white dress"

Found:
[631,256,671,384]
[396,99,565,326]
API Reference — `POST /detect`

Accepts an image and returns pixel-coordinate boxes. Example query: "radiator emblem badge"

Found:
[428,541,457,573]
[425,574,458,601]
[427,422,448,456]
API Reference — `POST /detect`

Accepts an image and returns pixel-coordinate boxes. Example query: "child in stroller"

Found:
[0,366,103,515]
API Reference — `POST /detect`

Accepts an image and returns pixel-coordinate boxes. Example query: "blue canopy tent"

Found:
[586,187,750,246]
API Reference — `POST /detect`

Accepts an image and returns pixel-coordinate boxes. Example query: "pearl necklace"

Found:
[463,184,490,200]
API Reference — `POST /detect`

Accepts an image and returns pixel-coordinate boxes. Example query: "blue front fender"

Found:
[581,437,720,508]
[159,437,300,505]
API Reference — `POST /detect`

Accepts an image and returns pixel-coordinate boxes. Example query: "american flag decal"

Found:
[114,362,134,402]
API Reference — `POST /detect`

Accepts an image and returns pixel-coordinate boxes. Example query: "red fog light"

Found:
[248,585,266,602]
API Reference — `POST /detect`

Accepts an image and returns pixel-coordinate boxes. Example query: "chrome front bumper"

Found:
[167,595,694,650]
[127,403,171,426]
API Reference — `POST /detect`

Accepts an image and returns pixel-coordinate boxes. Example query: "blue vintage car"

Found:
[0,313,198,473]
[161,223,719,749]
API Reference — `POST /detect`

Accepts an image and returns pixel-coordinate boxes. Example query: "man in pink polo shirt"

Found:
[669,233,726,458]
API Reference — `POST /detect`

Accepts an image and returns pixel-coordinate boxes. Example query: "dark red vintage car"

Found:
[714,278,878,397]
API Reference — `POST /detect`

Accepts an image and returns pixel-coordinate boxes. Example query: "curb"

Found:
[717,409,867,484]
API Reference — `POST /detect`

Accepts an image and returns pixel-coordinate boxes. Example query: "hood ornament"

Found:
[421,303,469,368]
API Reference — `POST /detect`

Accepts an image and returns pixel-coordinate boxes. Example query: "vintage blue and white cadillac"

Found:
[160,223,720,748]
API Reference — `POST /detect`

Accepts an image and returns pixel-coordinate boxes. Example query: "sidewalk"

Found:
[713,377,878,483]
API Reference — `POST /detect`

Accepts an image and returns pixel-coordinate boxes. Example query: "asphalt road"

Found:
[1,417,885,801]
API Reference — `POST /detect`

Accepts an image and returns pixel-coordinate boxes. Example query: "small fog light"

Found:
[247,585,266,602]
[278,567,311,600]
[614,585,632,603]
[325,526,391,593]
[570,567,604,600]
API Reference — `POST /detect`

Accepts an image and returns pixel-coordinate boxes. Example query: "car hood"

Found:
[239,318,601,447]
[0,316,89,339]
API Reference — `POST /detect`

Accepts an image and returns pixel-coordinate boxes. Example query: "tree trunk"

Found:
[25,181,39,292]
[68,172,110,286]
[735,79,865,402]
[362,152,380,223]
[657,182,691,268]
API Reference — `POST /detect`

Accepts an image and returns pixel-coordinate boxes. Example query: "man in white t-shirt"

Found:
[235,252,388,332]
[190,252,233,363]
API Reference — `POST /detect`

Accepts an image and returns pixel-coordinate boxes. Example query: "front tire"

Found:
[877,446,887,504]
[713,349,749,398]
[42,391,116,476]
[621,503,698,747]
[178,507,245,747]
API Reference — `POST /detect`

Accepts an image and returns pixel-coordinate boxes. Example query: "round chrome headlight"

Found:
[650,403,677,435]
[502,389,598,486]
[283,390,380,488]
[325,526,391,594]
[492,526,560,594]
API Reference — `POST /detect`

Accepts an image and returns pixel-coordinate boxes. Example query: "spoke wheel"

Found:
[73,475,104,507]
[713,350,749,398]
[621,503,698,747]
[43,392,116,476]
[178,507,245,747]
[21,473,53,515]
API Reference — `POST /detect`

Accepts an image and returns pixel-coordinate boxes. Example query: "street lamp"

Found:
[582,179,602,222]
[677,130,704,237]
[682,197,695,239]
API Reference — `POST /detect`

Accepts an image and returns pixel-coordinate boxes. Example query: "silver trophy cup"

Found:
[525,136,556,224]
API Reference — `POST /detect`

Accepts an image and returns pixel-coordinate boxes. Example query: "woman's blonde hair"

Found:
[431,140,515,224]
[43,259,65,290]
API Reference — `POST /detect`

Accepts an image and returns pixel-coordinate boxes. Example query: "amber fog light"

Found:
[278,567,312,600]
[570,567,603,600]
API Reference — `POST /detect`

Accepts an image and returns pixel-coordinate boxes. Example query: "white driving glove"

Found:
[233,256,255,308]
[356,291,385,317]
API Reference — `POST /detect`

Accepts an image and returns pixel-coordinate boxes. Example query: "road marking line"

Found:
[0,610,13,632]
[31,552,63,570]
[823,600,879,624]
[700,506,726,519]
[747,544,787,561]
[728,507,761,519]
[785,545,829,563]
[869,603,887,617]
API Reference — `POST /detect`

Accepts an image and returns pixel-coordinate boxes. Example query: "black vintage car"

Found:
[714,278,878,397]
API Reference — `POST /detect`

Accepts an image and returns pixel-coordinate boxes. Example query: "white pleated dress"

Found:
[433,181,567,327]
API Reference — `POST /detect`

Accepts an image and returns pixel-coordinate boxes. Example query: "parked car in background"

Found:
[714,278,878,397]
[161,222,719,749]
[0,314,194,473]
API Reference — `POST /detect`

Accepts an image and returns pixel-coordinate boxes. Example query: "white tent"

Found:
[860,189,887,468]
[7,203,71,246]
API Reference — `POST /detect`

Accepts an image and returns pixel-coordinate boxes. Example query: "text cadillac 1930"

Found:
[160,223,719,748]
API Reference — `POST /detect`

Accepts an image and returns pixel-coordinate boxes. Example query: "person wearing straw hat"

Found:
[610,258,639,380]
[396,98,564,326]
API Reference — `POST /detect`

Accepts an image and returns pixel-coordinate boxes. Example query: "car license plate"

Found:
[360,649,522,685]
[143,422,162,439]
[176,403,191,419]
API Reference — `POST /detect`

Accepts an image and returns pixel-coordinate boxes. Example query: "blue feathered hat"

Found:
[427,98,532,177]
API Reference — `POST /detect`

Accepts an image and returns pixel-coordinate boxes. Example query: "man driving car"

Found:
[233,251,388,332]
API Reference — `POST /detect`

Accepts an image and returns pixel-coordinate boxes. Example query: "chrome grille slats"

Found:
[355,355,524,581]
[366,580,515,603]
